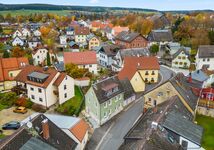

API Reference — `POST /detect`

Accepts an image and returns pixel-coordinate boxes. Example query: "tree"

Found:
[208,31,214,45]
[0,25,3,34]
[150,44,159,55]
[46,52,51,66]
[3,50,10,58]
[11,47,26,57]
[65,63,92,79]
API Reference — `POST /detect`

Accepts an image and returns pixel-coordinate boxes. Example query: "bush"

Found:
[0,92,17,107]
[15,97,33,108]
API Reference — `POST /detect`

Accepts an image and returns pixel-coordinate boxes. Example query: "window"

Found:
[109,109,111,115]
[175,62,178,65]
[64,93,67,98]
[104,102,107,108]
[89,65,92,67]
[151,71,155,75]
[178,56,181,59]
[104,112,107,118]
[151,78,154,82]
[145,71,149,75]
[30,87,34,91]
[37,56,39,59]
[179,62,183,65]
[31,95,35,100]
[10,73,13,77]
[38,88,42,93]
[64,85,67,90]
[108,100,112,105]
[39,98,43,102]
[181,140,188,149]
[182,56,186,60]
[207,58,210,62]
[203,58,205,62]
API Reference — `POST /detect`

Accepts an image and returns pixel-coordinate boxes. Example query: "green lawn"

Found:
[56,86,84,116]
[0,134,5,139]
[0,103,7,111]
[196,114,214,150]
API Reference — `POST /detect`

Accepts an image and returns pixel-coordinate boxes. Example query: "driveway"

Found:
[0,107,34,135]
[86,66,175,150]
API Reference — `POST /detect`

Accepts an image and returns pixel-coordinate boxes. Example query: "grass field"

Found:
[196,114,214,150]
[0,10,71,16]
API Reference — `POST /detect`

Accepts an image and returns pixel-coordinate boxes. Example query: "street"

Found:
[86,65,175,150]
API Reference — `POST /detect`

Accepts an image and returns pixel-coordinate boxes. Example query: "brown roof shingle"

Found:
[15,65,58,88]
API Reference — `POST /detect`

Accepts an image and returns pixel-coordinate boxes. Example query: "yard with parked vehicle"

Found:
[56,86,84,116]
[196,114,214,150]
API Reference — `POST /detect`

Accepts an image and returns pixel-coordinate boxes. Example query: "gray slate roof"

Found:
[120,78,135,100]
[170,73,202,111]
[172,47,189,59]
[148,29,173,42]
[120,48,150,59]
[115,31,140,42]
[163,112,203,146]
[92,76,124,104]
[198,45,214,58]
[120,96,194,150]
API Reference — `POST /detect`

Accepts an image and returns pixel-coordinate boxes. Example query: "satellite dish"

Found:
[27,122,33,129]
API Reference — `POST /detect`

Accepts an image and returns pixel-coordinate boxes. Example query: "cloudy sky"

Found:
[0,0,213,11]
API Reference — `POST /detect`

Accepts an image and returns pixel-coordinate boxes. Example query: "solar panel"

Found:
[27,72,49,83]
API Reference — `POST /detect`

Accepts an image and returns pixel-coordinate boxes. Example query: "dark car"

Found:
[2,121,20,130]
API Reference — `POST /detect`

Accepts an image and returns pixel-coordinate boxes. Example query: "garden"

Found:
[56,86,84,116]
[196,114,214,150]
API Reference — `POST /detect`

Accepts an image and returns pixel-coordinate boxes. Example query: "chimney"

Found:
[42,119,50,140]
[43,66,48,71]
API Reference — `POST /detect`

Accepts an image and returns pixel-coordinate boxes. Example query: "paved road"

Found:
[86,66,175,150]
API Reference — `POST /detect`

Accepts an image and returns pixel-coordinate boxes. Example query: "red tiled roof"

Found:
[15,65,58,88]
[91,21,113,30]
[53,73,67,87]
[70,119,89,142]
[112,26,129,36]
[0,57,29,81]
[75,27,90,35]
[118,56,160,80]
[64,51,97,65]
[75,77,90,81]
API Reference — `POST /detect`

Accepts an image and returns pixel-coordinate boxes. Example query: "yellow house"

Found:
[118,56,160,92]
[143,73,201,115]
[0,57,29,92]
[88,36,100,50]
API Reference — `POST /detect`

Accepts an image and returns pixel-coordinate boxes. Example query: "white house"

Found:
[28,37,41,49]
[22,28,31,38]
[12,29,23,38]
[33,29,42,37]
[98,44,120,67]
[32,48,48,65]
[64,51,98,74]
[171,48,191,69]
[14,66,75,108]
[196,45,214,70]
[12,36,25,46]
[59,35,67,46]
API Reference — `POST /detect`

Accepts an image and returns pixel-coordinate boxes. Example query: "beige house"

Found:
[0,57,29,91]
[88,36,100,50]
[118,56,160,92]
[143,73,202,115]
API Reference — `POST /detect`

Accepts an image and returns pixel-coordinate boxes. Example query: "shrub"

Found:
[15,97,33,108]
[0,92,17,107]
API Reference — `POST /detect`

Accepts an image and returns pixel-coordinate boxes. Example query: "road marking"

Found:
[95,122,115,150]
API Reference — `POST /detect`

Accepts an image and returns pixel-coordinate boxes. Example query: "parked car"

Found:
[2,121,20,130]
[13,106,27,114]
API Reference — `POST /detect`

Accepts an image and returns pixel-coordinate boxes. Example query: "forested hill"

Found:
[0,3,158,12]
[0,3,213,13]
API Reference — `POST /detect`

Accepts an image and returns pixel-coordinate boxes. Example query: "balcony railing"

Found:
[198,99,214,109]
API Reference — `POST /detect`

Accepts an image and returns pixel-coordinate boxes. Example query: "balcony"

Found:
[198,99,214,109]
[12,85,27,95]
